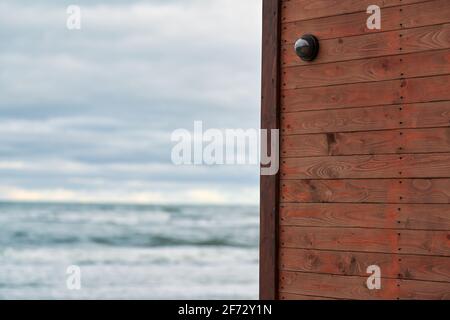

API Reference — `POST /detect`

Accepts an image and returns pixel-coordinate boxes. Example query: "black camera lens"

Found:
[294,34,319,62]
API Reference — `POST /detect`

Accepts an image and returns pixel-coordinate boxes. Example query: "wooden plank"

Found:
[283,79,400,112]
[280,226,450,256]
[279,203,450,230]
[282,23,450,67]
[280,271,397,299]
[282,7,392,42]
[400,280,450,299]
[281,0,429,23]
[282,128,450,157]
[282,133,328,157]
[283,49,450,89]
[280,248,450,282]
[280,271,450,300]
[279,292,341,300]
[260,0,281,301]
[280,179,450,203]
[282,74,450,112]
[281,153,450,180]
[282,0,450,42]
[281,101,450,135]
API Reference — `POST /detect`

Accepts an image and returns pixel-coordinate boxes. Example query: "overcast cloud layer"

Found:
[0,0,262,204]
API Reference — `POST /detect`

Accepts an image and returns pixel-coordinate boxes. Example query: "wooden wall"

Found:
[262,0,450,300]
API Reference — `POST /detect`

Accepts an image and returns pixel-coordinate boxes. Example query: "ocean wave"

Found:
[0,204,259,249]
[0,203,259,299]
[0,246,258,267]
[88,234,256,248]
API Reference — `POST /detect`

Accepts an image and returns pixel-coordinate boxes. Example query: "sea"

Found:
[0,202,259,300]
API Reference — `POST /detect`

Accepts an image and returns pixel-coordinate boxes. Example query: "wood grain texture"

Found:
[283,49,450,89]
[279,292,341,300]
[282,128,450,157]
[260,0,281,300]
[282,23,450,67]
[281,179,450,204]
[280,248,450,282]
[281,0,430,23]
[281,153,450,179]
[282,74,450,112]
[282,101,450,135]
[280,271,397,300]
[400,280,450,299]
[279,203,450,230]
[280,271,450,300]
[280,226,450,256]
[282,0,450,42]
[277,0,450,300]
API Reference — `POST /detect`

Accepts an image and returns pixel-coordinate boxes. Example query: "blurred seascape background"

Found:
[0,0,261,299]
[0,203,259,299]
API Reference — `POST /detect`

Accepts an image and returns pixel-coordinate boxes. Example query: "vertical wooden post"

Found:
[260,0,281,300]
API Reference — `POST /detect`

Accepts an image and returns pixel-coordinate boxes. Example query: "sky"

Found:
[0,0,262,205]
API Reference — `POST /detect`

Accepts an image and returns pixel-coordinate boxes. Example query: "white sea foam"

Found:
[0,203,259,299]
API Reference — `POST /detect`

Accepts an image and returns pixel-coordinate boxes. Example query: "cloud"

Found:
[0,1,261,125]
[0,0,262,204]
[0,184,258,205]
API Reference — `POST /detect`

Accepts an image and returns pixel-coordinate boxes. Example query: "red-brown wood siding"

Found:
[261,0,450,300]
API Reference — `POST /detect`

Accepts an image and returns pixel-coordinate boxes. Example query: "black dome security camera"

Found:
[294,34,319,62]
